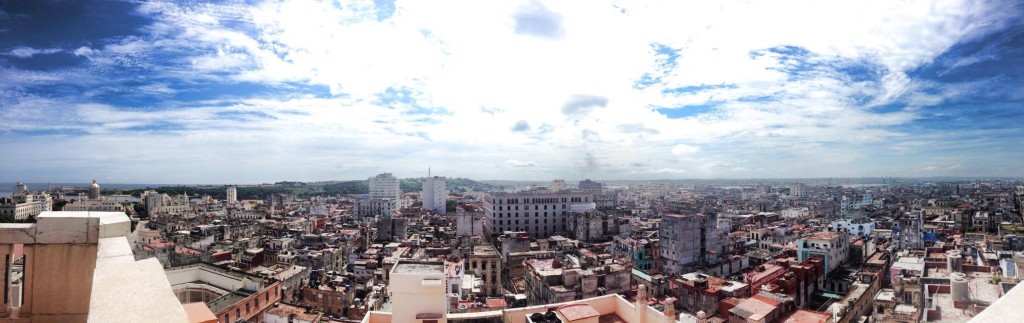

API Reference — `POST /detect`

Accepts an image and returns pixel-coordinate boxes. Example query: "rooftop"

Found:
[557,303,601,321]
[392,261,444,274]
[780,309,830,323]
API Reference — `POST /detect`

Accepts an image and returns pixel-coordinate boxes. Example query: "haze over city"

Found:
[1,0,1022,184]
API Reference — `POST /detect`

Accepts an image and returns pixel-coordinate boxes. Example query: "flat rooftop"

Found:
[928,271,1000,323]
[392,261,444,274]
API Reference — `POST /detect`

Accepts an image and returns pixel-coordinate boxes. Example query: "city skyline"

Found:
[2,0,1023,183]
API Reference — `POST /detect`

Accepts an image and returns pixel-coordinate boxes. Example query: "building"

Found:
[789,183,806,197]
[829,217,876,237]
[566,209,626,242]
[368,172,400,201]
[63,198,126,213]
[796,230,850,276]
[226,186,237,203]
[551,179,568,192]
[0,194,50,220]
[363,282,687,323]
[466,244,503,296]
[578,179,604,193]
[375,215,408,242]
[455,204,491,237]
[165,262,282,323]
[612,237,660,273]
[659,213,725,274]
[354,196,396,219]
[388,261,448,323]
[141,190,192,216]
[422,175,448,215]
[487,189,595,239]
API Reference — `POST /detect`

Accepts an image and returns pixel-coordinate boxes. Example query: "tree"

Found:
[446,200,457,213]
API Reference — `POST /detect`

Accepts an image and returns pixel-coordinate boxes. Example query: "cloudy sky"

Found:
[1,0,1022,184]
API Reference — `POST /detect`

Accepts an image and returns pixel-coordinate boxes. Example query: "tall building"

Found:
[422,174,448,215]
[486,188,595,239]
[369,172,400,201]
[88,179,101,200]
[659,213,725,274]
[226,186,237,203]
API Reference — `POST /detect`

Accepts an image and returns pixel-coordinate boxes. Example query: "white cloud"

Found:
[6,46,62,58]
[671,144,700,156]
[507,160,538,168]
[1,0,1019,182]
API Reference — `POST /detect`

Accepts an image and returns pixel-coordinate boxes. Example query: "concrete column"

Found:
[637,284,648,323]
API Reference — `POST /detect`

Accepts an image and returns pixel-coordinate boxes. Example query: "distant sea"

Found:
[0,183,171,197]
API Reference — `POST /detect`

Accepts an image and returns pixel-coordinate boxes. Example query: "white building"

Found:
[369,172,400,201]
[829,218,876,237]
[226,186,237,203]
[0,194,50,220]
[422,175,448,214]
[797,230,850,276]
[486,189,595,239]
[781,207,810,219]
[388,261,448,323]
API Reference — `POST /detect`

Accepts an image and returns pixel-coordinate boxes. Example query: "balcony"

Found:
[1,211,188,322]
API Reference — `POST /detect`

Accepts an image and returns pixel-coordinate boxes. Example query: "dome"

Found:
[90,180,100,188]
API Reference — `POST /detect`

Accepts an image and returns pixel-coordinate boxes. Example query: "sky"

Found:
[1,0,1023,184]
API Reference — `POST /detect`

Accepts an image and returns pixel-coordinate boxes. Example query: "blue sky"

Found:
[1,0,1022,184]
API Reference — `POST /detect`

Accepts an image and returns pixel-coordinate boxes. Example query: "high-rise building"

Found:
[226,186,237,203]
[486,188,595,239]
[369,172,400,201]
[422,174,448,214]
[659,213,725,274]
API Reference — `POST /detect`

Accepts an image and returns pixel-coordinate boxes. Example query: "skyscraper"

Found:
[369,173,400,201]
[422,171,448,215]
[226,186,237,203]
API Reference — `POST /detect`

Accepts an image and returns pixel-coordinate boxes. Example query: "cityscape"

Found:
[2,1,1024,323]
